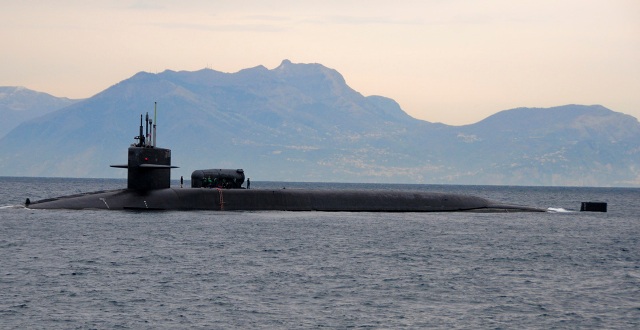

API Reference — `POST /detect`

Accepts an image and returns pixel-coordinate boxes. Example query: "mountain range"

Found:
[1,60,638,186]
[0,86,78,137]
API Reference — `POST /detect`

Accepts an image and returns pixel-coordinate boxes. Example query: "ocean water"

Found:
[0,177,638,329]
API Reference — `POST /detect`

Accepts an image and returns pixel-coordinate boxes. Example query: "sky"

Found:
[1,0,638,125]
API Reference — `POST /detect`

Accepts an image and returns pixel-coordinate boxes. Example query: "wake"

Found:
[547,207,575,213]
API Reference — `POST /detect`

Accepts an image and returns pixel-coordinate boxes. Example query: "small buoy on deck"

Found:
[580,202,607,212]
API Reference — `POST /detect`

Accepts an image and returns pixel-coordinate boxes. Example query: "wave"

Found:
[0,205,26,210]
[547,207,575,213]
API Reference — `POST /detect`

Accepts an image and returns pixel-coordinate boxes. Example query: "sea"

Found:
[0,177,638,329]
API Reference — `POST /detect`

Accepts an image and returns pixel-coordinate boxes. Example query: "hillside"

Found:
[0,87,79,138]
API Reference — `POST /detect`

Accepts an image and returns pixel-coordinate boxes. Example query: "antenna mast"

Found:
[153,102,157,147]
[138,114,144,146]
[145,112,149,147]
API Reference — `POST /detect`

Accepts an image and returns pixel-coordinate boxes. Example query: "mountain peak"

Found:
[270,60,349,95]
[278,59,293,67]
[0,86,26,96]
[273,59,306,74]
[273,59,330,75]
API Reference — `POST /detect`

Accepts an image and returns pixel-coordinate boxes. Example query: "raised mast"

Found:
[145,112,150,146]
[137,114,145,147]
[153,102,157,147]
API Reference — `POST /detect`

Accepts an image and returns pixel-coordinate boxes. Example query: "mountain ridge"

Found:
[1,61,638,186]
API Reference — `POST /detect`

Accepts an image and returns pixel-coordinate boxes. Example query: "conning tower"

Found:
[110,104,178,191]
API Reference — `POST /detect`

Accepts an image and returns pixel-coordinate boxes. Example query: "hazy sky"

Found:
[1,0,638,125]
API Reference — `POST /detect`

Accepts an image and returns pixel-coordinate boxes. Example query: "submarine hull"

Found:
[26,188,544,212]
[26,111,545,213]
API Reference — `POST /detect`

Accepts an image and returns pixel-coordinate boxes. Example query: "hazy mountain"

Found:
[447,105,640,185]
[0,87,79,138]
[1,60,638,186]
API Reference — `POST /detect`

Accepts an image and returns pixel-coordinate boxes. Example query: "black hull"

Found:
[26,188,545,212]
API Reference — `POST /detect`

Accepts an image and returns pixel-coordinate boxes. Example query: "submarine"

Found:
[25,109,545,212]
